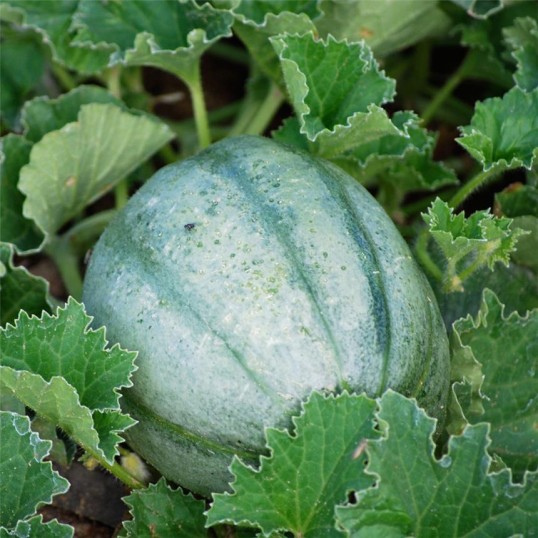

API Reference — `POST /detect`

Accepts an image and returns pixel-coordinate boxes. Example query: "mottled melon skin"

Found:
[82,135,449,496]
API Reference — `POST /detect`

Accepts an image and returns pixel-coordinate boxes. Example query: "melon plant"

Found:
[82,135,450,496]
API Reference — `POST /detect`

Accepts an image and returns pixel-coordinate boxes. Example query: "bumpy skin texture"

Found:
[83,136,449,496]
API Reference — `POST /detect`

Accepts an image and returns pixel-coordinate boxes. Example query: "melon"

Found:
[82,135,449,496]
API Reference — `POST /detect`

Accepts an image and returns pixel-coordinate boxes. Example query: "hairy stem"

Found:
[448,167,501,208]
[414,229,443,282]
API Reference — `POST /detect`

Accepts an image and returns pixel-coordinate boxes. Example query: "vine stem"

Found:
[244,82,284,136]
[448,167,500,208]
[422,53,470,125]
[186,64,211,149]
[414,229,443,282]
[85,448,145,490]
[45,238,83,301]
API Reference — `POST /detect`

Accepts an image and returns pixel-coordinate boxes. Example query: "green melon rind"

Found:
[83,135,449,495]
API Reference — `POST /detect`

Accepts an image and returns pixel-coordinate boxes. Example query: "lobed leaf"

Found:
[0,27,46,129]
[451,290,538,477]
[122,478,206,537]
[22,85,124,144]
[0,135,43,253]
[450,0,503,19]
[335,391,538,537]
[504,16,538,92]
[0,515,73,537]
[422,198,525,292]
[315,0,451,57]
[0,243,50,327]
[457,86,538,172]
[0,298,137,463]
[226,0,319,82]
[0,411,69,530]
[272,33,396,150]
[0,0,110,74]
[19,103,173,238]
[72,0,233,84]
[207,392,379,537]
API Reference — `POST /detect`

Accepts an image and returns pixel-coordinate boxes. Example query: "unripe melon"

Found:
[83,136,449,496]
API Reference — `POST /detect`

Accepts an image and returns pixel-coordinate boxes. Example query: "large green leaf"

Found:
[0,299,137,463]
[335,391,538,537]
[72,0,233,84]
[207,392,379,537]
[0,243,50,327]
[457,86,538,172]
[0,0,110,74]
[315,0,451,57]
[451,290,538,477]
[0,411,69,530]
[122,478,207,537]
[19,103,173,238]
[0,134,43,252]
[272,32,396,154]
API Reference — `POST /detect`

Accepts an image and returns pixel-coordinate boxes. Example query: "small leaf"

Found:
[504,16,538,91]
[0,298,137,463]
[0,0,110,74]
[22,85,124,144]
[19,103,174,238]
[451,290,538,477]
[122,478,207,537]
[0,243,50,326]
[0,411,69,530]
[207,392,379,537]
[457,86,538,172]
[315,0,451,57]
[0,134,44,252]
[335,391,538,537]
[422,198,525,292]
[72,0,233,84]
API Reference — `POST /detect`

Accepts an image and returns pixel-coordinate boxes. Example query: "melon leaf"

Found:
[0,27,46,130]
[0,411,70,532]
[121,478,206,538]
[315,0,451,57]
[457,86,538,172]
[0,242,50,327]
[21,85,124,144]
[0,298,137,464]
[226,0,319,82]
[0,0,110,74]
[207,392,379,537]
[71,0,233,85]
[18,103,173,239]
[0,516,73,538]
[271,32,397,153]
[0,135,43,253]
[422,198,525,292]
[503,16,538,92]
[450,290,538,478]
[335,391,538,537]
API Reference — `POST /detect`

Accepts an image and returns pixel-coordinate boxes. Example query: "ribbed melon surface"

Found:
[82,135,449,495]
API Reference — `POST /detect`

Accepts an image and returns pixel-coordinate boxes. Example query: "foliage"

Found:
[0,0,536,535]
